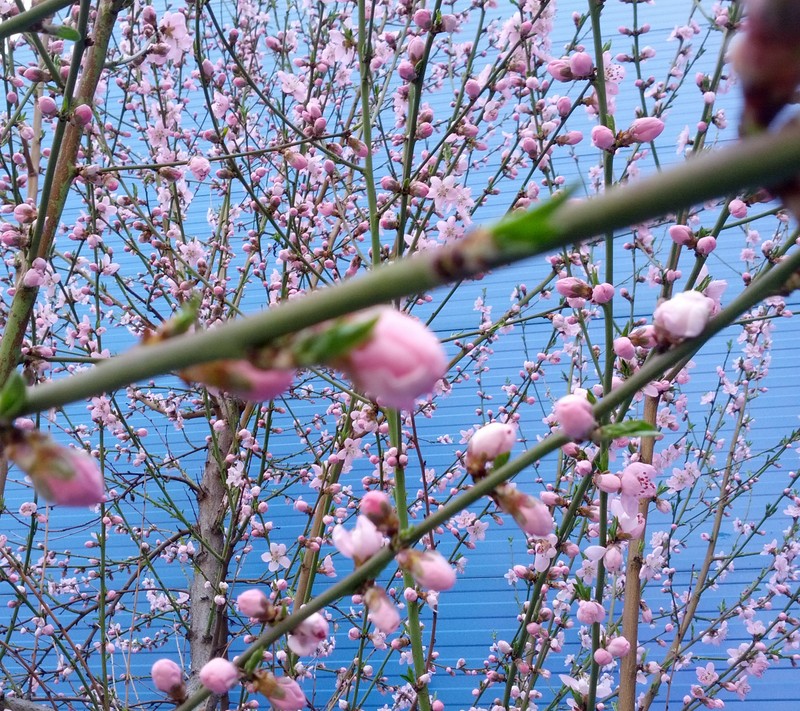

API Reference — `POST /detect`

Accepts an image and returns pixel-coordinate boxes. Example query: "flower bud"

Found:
[181,361,294,401]
[628,117,665,142]
[365,586,401,634]
[553,392,597,441]
[331,515,385,564]
[236,588,273,620]
[38,96,58,116]
[4,430,104,506]
[251,671,306,711]
[467,422,516,465]
[287,611,329,656]
[396,548,456,591]
[199,658,239,694]
[494,484,554,536]
[151,659,185,699]
[652,290,714,344]
[606,635,631,658]
[591,125,616,150]
[72,103,93,128]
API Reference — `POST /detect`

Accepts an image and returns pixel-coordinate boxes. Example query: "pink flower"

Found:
[72,104,93,128]
[576,599,606,625]
[237,589,271,620]
[591,283,615,304]
[591,125,616,150]
[594,648,613,666]
[38,96,58,116]
[546,59,573,82]
[606,636,631,658]
[287,612,328,656]
[695,236,717,256]
[569,52,594,78]
[653,290,714,343]
[553,392,597,441]
[359,491,398,533]
[467,422,516,463]
[413,8,432,30]
[13,203,37,224]
[594,473,621,494]
[199,658,239,694]
[619,462,657,501]
[181,361,294,401]
[494,485,554,536]
[151,659,185,698]
[255,673,306,711]
[365,586,401,634]
[669,225,694,245]
[628,117,665,142]
[188,156,211,180]
[728,198,748,218]
[396,549,456,591]
[613,337,635,360]
[5,431,104,506]
[339,307,447,410]
[331,515,385,564]
[555,277,592,299]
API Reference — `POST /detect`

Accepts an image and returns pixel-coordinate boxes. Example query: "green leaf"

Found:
[0,372,26,420]
[597,420,661,440]
[492,451,510,469]
[294,316,379,365]
[491,186,576,254]
[51,24,81,41]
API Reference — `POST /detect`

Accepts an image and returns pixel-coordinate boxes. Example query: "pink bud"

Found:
[38,96,58,116]
[13,202,37,224]
[365,586,401,634]
[594,648,613,666]
[151,659,185,697]
[380,176,401,192]
[594,473,621,494]
[495,485,554,536]
[591,125,616,150]
[560,130,584,145]
[398,61,417,81]
[464,79,481,99]
[668,225,693,245]
[553,392,597,441]
[5,431,104,507]
[613,337,635,360]
[237,588,271,619]
[285,151,308,170]
[360,490,393,522]
[695,235,717,256]
[182,361,294,401]
[396,548,456,591]
[413,8,432,30]
[467,422,516,462]
[439,14,458,32]
[72,103,93,128]
[262,675,306,711]
[568,52,594,78]
[576,599,606,625]
[628,117,665,142]
[728,198,748,218]
[199,658,239,694]
[555,277,593,299]
[546,59,573,82]
[287,611,329,656]
[591,283,615,304]
[653,290,713,343]
[407,36,426,64]
[606,636,631,658]
[338,307,447,410]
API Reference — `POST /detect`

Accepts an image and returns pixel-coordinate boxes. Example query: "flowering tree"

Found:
[2,0,800,710]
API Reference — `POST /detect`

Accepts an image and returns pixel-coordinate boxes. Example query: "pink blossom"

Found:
[569,52,594,78]
[467,422,516,462]
[628,117,665,142]
[340,307,447,410]
[728,198,748,218]
[653,290,714,343]
[576,599,606,624]
[38,96,57,116]
[396,549,456,591]
[594,648,613,666]
[613,337,635,360]
[606,636,631,658]
[494,485,554,536]
[188,156,211,180]
[413,8,432,30]
[591,125,616,150]
[365,586,401,634]
[695,235,717,256]
[5,431,104,507]
[331,515,385,563]
[151,659,185,697]
[553,392,597,441]
[259,674,306,711]
[199,658,239,694]
[13,203,36,224]
[555,277,592,299]
[237,589,271,619]
[669,225,694,245]
[287,612,328,656]
[398,61,418,82]
[72,104,93,128]
[594,473,621,494]
[181,361,294,401]
[591,283,615,304]
[619,462,657,501]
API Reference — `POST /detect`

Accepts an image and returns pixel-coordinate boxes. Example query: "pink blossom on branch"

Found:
[199,658,239,694]
[396,548,456,591]
[4,430,105,507]
[337,307,447,410]
[287,611,329,656]
[466,421,516,466]
[365,586,401,634]
[151,659,185,699]
[181,360,295,402]
[553,391,597,441]
[652,290,714,344]
[331,515,385,564]
[494,484,555,537]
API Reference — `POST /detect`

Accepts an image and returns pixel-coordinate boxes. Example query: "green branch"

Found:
[14,120,800,417]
